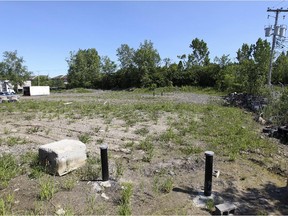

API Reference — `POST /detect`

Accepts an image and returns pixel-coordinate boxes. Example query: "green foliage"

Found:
[0,154,20,189]
[134,127,149,136]
[273,52,288,84]
[115,159,125,178]
[118,182,133,215]
[263,87,288,125]
[160,177,174,193]
[188,38,210,66]
[78,133,92,144]
[153,176,173,194]
[0,194,14,215]
[66,48,101,89]
[76,156,101,181]
[61,175,78,191]
[206,199,215,212]
[26,152,46,179]
[0,50,31,91]
[38,177,57,200]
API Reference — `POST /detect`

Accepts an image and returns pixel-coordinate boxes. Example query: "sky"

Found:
[0,0,288,77]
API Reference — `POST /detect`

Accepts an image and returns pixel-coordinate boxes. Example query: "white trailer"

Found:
[23,86,50,96]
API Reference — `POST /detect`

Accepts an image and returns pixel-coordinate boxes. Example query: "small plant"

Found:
[61,175,77,191]
[118,182,133,215]
[139,138,154,152]
[6,136,28,146]
[153,176,174,194]
[134,127,149,136]
[124,141,135,149]
[0,154,20,189]
[38,178,57,201]
[26,126,41,134]
[93,126,101,133]
[206,199,215,212]
[115,159,125,178]
[86,195,97,215]
[153,176,160,193]
[160,177,173,193]
[24,152,46,179]
[0,193,14,215]
[24,114,36,121]
[78,133,92,144]
[76,156,101,181]
[180,146,202,155]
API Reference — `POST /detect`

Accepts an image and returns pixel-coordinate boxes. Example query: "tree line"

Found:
[1,37,288,94]
[65,38,288,95]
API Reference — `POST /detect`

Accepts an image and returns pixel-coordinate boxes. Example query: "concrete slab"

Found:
[215,202,237,215]
[39,139,87,176]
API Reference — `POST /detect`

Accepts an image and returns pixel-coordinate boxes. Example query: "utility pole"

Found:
[266,8,288,87]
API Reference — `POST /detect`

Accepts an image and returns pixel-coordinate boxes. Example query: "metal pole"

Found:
[100,144,109,181]
[268,10,279,87]
[204,151,214,196]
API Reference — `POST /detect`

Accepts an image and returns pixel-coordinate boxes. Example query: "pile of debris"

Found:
[223,92,268,112]
[262,124,288,142]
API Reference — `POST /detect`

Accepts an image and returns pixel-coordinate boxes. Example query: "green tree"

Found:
[66,48,101,89]
[214,54,231,68]
[100,56,117,89]
[188,38,210,66]
[236,43,252,63]
[116,44,135,69]
[273,52,288,84]
[133,40,161,87]
[0,50,31,92]
[100,56,117,74]
[250,38,270,93]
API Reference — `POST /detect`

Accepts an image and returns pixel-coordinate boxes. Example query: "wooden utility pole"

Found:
[267,8,288,86]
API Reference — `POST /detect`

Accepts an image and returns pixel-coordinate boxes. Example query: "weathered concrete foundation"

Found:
[39,139,87,176]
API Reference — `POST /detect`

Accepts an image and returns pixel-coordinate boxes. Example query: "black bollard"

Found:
[204,151,214,196]
[100,144,109,181]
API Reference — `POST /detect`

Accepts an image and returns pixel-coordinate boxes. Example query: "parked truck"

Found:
[23,86,50,96]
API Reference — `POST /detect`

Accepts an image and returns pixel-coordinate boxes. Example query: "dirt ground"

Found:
[0,90,287,215]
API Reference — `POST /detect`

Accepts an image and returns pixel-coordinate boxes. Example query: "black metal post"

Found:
[100,144,109,181]
[204,151,214,196]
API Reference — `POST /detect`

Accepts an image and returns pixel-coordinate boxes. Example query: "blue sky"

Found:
[0,1,287,77]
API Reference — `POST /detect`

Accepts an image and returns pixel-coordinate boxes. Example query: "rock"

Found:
[100,181,111,188]
[258,116,266,125]
[38,139,87,176]
[101,193,109,200]
[120,148,131,154]
[92,182,102,193]
[168,170,175,176]
[55,208,66,215]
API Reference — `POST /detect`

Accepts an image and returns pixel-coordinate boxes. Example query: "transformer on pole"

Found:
[265,8,288,87]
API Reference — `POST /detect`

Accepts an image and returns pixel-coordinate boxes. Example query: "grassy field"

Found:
[0,88,287,215]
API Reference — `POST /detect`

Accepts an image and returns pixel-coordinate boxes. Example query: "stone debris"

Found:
[100,181,112,188]
[92,182,102,193]
[101,193,109,200]
[213,170,220,178]
[55,208,66,215]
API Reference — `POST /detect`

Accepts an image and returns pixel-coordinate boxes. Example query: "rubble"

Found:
[223,92,268,112]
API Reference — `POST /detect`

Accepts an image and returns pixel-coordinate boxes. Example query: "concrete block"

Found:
[215,202,236,215]
[39,139,87,176]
